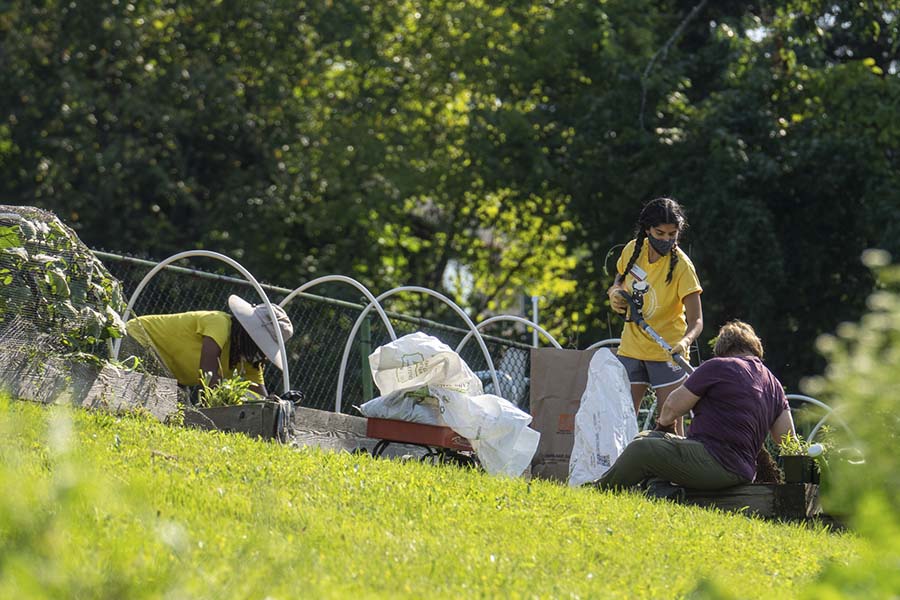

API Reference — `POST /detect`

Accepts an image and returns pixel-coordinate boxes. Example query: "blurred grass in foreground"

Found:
[1,394,860,599]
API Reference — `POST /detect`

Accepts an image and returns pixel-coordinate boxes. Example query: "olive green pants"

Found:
[597,431,747,491]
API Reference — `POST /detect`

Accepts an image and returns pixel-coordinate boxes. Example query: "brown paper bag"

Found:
[529,347,598,482]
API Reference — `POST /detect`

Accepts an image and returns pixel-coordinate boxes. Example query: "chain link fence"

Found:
[95,251,534,415]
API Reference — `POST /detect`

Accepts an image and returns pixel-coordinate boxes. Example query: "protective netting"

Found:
[0,205,127,358]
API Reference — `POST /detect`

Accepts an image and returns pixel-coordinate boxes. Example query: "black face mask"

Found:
[648,235,675,255]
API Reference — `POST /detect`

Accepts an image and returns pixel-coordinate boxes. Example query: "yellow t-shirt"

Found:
[615,238,702,362]
[126,311,264,387]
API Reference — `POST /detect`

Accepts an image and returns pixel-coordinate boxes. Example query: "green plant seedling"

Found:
[197,369,255,408]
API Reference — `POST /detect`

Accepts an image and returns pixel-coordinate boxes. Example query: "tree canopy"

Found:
[2,0,897,389]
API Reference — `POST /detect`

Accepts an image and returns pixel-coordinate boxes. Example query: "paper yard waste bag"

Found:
[567,348,638,487]
[529,348,597,482]
[362,332,539,477]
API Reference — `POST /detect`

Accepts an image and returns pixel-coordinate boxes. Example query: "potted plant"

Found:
[778,434,825,484]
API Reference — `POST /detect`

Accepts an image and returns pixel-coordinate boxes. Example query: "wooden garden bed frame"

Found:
[683,482,821,520]
[184,401,281,439]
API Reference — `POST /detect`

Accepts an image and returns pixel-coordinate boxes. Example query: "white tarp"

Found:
[567,348,638,487]
[359,332,540,477]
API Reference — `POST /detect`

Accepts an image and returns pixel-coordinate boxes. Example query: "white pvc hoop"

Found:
[786,394,853,442]
[112,250,290,393]
[586,338,622,350]
[279,275,397,340]
[455,315,562,353]
[335,286,501,413]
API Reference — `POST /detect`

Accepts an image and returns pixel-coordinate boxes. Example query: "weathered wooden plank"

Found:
[0,347,178,421]
[683,483,820,519]
[82,364,179,422]
[181,404,429,458]
[289,406,427,458]
[684,484,776,515]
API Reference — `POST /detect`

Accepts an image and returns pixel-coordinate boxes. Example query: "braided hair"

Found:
[229,317,264,369]
[620,197,687,285]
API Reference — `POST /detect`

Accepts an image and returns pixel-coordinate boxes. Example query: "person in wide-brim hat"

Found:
[227,295,293,371]
[126,295,294,399]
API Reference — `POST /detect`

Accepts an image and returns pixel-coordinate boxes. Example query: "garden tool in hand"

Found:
[616,289,694,374]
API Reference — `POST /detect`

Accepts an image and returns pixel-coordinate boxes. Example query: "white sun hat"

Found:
[227,295,294,370]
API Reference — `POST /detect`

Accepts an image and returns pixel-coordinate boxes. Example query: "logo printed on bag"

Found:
[396,352,427,384]
[557,413,575,434]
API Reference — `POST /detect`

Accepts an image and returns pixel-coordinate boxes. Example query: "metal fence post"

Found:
[359,310,374,402]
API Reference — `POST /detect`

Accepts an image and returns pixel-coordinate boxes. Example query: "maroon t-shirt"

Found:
[684,356,789,481]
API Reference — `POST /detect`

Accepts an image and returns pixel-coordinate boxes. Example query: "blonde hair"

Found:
[713,320,764,359]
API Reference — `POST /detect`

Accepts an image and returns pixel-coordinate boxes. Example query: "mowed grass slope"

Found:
[0,397,861,599]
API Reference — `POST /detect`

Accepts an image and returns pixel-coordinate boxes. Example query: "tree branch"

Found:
[638,0,709,131]
[474,247,534,318]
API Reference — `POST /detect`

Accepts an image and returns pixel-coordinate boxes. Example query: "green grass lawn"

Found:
[0,396,863,599]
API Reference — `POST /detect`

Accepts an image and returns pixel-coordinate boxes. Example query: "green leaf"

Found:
[0,225,22,250]
[46,268,71,298]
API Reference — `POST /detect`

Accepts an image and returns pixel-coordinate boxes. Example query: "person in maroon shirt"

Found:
[594,320,796,494]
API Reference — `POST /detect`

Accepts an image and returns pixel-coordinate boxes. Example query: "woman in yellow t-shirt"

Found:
[127,295,293,399]
[607,197,703,435]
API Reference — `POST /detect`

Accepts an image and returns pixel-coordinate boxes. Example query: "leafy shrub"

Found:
[798,250,900,596]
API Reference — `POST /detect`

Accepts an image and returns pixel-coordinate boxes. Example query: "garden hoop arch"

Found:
[785,394,853,443]
[111,250,291,394]
[585,338,622,350]
[279,275,397,341]
[335,286,501,413]
[455,315,562,354]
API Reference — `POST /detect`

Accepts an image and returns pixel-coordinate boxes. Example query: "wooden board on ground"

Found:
[683,483,821,520]
[290,405,429,459]
[0,347,178,422]
[184,402,279,439]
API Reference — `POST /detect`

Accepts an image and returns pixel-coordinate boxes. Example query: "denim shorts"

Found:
[616,355,687,389]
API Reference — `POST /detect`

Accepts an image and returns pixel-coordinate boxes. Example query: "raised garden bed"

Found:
[683,482,821,520]
[0,347,178,422]
[780,455,821,484]
[184,401,281,439]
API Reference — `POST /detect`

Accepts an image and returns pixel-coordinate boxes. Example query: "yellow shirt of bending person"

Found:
[126,311,264,387]
[615,238,703,362]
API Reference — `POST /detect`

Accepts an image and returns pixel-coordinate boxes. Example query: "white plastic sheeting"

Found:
[357,388,444,426]
[568,348,638,487]
[360,332,540,477]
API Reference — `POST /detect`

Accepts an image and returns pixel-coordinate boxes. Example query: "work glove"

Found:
[670,337,691,358]
[281,389,305,405]
[608,286,628,314]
